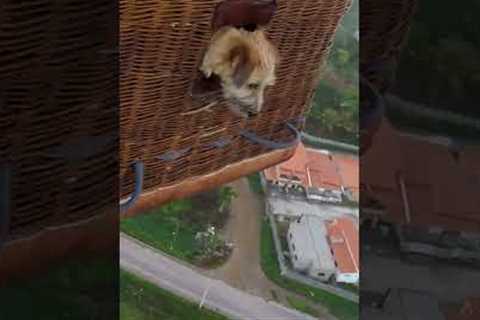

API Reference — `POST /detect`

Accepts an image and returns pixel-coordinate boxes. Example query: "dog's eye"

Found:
[248,83,260,90]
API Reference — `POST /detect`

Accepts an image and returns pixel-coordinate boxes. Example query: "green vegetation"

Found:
[394,0,480,118]
[260,219,358,320]
[121,187,236,268]
[121,198,198,263]
[286,296,321,318]
[306,0,359,145]
[120,271,227,320]
[0,258,117,320]
[247,172,264,195]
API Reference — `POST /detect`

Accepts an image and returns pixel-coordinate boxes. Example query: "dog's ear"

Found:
[230,44,254,87]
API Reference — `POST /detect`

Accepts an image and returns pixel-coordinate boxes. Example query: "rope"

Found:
[120,161,144,215]
[239,122,301,149]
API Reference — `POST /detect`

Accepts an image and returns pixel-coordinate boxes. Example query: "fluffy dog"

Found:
[200,26,279,117]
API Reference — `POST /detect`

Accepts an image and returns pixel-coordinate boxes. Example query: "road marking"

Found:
[199,280,213,309]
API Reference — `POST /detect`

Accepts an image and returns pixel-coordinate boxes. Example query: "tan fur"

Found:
[200,26,279,116]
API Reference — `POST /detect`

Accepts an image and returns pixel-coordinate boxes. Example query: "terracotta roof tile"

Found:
[306,149,342,190]
[264,143,309,185]
[333,153,359,201]
[264,142,343,190]
[326,218,359,274]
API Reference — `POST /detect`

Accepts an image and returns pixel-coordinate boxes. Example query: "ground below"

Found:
[204,178,336,320]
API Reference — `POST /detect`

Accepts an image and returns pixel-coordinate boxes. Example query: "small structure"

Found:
[326,218,359,284]
[287,215,336,282]
[264,143,345,203]
[287,215,359,284]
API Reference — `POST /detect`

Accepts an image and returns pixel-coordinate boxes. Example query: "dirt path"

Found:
[205,178,336,320]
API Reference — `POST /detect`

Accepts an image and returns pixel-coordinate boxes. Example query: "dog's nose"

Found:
[247,110,257,118]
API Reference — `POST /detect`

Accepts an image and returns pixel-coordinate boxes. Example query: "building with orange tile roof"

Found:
[326,218,359,283]
[264,142,310,188]
[333,153,360,202]
[287,215,359,284]
[287,215,337,282]
[264,142,358,203]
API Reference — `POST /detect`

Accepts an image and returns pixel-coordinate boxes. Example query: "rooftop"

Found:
[264,142,357,193]
[333,153,360,201]
[288,215,336,272]
[326,217,359,274]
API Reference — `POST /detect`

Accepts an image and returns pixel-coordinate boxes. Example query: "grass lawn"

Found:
[286,296,321,318]
[121,188,235,268]
[260,219,359,320]
[0,257,118,320]
[121,199,198,263]
[120,271,227,320]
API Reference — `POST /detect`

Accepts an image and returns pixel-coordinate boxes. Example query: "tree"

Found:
[218,186,238,212]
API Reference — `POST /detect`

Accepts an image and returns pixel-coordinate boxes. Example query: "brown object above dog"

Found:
[212,0,277,31]
[200,26,279,117]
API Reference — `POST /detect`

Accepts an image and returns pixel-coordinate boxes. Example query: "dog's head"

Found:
[200,28,279,117]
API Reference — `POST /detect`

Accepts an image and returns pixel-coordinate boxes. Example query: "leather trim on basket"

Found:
[121,145,296,218]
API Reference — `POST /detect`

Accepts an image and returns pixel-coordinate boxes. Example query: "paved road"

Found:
[209,179,335,319]
[120,234,316,320]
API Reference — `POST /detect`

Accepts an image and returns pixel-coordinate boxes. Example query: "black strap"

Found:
[155,147,192,162]
[239,122,301,150]
[120,120,301,214]
[154,120,301,162]
[120,161,144,215]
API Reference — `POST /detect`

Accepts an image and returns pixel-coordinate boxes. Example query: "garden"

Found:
[121,186,237,268]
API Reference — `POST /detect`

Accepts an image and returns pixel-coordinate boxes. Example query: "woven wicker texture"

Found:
[120,0,351,198]
[360,0,417,93]
[0,0,118,240]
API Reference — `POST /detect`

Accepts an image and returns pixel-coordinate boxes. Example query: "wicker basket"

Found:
[0,0,117,246]
[120,0,352,214]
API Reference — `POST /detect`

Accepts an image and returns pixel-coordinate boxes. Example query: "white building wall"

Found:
[336,271,359,284]
[287,216,336,283]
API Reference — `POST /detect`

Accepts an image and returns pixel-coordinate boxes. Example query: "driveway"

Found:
[206,178,336,319]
